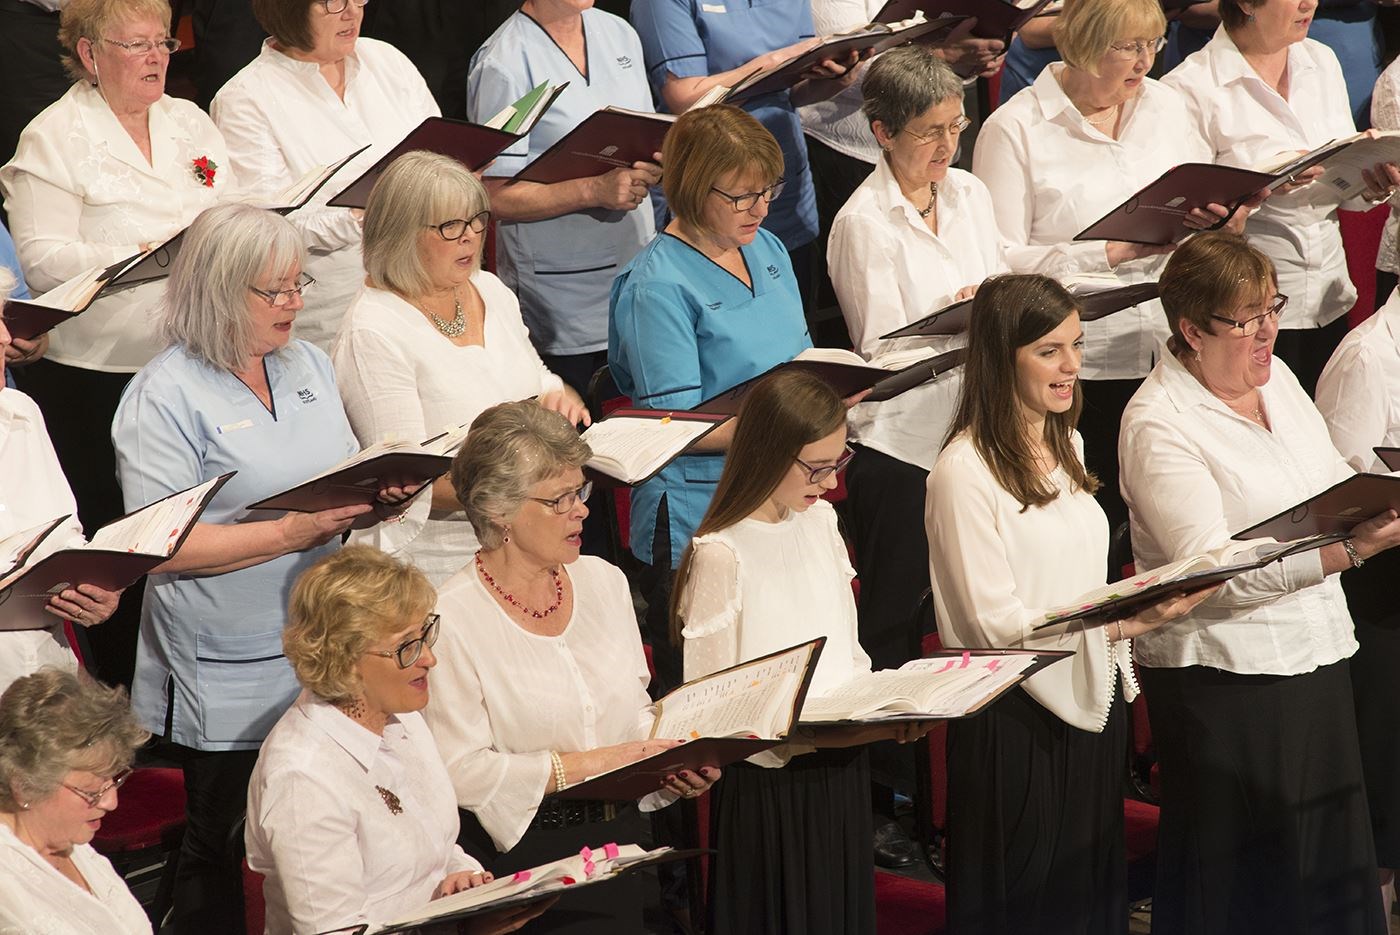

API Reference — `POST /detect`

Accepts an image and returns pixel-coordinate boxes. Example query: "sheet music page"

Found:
[87,476,224,557]
[29,266,106,311]
[652,646,812,740]
[801,656,1037,720]
[582,418,711,480]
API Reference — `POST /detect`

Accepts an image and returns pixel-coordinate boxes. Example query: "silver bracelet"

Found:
[1343,538,1366,569]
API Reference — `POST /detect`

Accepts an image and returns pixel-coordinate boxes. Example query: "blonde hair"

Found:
[662,106,784,236]
[1055,0,1166,75]
[284,547,436,704]
[362,151,490,299]
[59,0,173,82]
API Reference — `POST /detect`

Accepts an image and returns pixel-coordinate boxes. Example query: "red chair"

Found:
[876,870,948,935]
[1340,204,1390,327]
[1123,798,1160,905]
[243,859,267,935]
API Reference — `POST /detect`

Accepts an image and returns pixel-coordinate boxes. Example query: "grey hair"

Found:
[362,150,490,299]
[861,44,966,136]
[0,668,149,812]
[159,203,305,374]
[450,401,593,551]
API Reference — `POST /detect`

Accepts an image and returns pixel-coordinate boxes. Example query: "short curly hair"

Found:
[451,401,592,551]
[284,546,437,704]
[59,0,173,83]
[0,668,149,811]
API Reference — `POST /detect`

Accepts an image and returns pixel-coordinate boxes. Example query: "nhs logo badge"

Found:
[297,387,318,404]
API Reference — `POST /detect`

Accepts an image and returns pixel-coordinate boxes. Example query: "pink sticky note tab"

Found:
[603,843,620,859]
[579,846,592,862]
[986,659,1002,672]
[933,660,955,673]
[562,876,577,886]
[583,859,596,878]
[959,651,972,668]
[512,870,531,884]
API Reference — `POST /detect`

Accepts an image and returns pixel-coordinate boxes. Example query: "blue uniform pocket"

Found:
[194,628,298,745]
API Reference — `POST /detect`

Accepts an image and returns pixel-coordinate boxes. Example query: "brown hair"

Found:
[1158,230,1276,356]
[1055,0,1166,75]
[59,0,172,82]
[252,0,317,53]
[946,274,1099,509]
[662,105,784,236]
[668,370,846,644]
[1218,0,1253,31]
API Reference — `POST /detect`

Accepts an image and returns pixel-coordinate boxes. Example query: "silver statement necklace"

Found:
[426,291,466,338]
[918,181,938,219]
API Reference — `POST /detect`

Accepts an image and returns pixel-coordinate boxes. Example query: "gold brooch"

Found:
[375,785,403,816]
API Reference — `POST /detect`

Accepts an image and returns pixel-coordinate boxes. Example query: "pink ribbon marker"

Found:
[512,870,531,884]
[959,651,972,668]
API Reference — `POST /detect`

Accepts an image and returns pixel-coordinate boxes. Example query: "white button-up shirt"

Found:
[972,66,1212,380]
[1120,350,1356,675]
[1316,289,1400,472]
[1163,27,1361,329]
[245,691,482,935]
[0,81,236,372]
[211,39,440,352]
[0,825,150,935]
[828,160,1004,469]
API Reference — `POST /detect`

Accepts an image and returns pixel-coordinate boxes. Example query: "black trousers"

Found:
[805,134,873,347]
[1272,317,1351,400]
[171,745,260,935]
[190,0,266,110]
[13,359,141,689]
[1077,377,1142,539]
[1375,269,1397,311]
[0,0,68,192]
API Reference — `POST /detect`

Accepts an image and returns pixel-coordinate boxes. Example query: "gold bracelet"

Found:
[549,750,568,792]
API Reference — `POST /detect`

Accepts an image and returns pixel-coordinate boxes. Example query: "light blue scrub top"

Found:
[608,228,811,567]
[1,221,30,389]
[468,9,657,357]
[631,0,820,251]
[113,341,359,751]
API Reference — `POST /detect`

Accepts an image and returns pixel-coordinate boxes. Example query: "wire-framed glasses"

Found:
[101,36,181,55]
[1209,293,1288,337]
[1105,36,1167,60]
[318,0,369,14]
[794,445,855,484]
[902,115,972,145]
[528,481,594,515]
[365,614,441,669]
[710,180,786,212]
[63,767,133,808]
[249,273,315,308]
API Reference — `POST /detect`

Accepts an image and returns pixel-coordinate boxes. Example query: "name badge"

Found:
[701,3,726,11]
[217,418,255,435]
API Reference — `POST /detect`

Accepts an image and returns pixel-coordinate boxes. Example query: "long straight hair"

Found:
[945,274,1099,509]
[668,370,847,645]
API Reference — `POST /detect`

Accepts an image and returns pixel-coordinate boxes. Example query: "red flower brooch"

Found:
[192,156,217,188]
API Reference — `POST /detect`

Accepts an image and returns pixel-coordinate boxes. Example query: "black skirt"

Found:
[1345,551,1400,867]
[945,686,1128,935]
[1139,661,1384,935]
[706,746,875,935]
[457,805,648,935]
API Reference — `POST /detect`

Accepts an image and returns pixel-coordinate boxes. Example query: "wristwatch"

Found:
[1342,538,1365,569]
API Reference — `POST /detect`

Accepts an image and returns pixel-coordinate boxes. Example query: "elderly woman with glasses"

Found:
[1120,231,1400,935]
[0,668,152,935]
[608,104,811,693]
[0,0,238,688]
[211,0,441,351]
[245,546,548,935]
[424,401,717,934]
[973,0,1242,533]
[113,202,412,933]
[332,151,585,588]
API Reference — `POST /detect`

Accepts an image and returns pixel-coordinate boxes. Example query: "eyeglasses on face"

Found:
[100,36,181,55]
[1106,36,1167,60]
[528,480,594,515]
[709,179,786,212]
[794,444,855,485]
[318,0,369,14]
[901,115,972,145]
[1209,293,1288,337]
[426,211,491,241]
[249,272,316,308]
[63,767,133,808]
[365,613,441,669]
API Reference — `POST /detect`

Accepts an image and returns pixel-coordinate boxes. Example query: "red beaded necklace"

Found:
[475,553,564,619]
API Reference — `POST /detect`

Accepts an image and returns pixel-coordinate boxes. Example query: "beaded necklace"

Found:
[475,553,564,618]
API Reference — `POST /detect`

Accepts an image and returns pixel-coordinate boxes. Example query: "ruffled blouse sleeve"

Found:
[678,535,741,683]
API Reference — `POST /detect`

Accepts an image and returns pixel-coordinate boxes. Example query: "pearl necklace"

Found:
[917,181,938,219]
[475,553,564,618]
[425,291,466,337]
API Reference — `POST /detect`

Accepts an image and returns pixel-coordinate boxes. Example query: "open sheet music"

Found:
[0,475,232,631]
[582,409,728,486]
[1230,473,1400,542]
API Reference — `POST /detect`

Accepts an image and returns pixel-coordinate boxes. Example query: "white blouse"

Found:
[1370,57,1400,276]
[211,38,441,351]
[679,499,873,698]
[423,556,656,852]
[1316,291,1400,472]
[828,160,1004,470]
[245,691,481,935]
[0,387,85,694]
[972,66,1212,380]
[1120,351,1355,675]
[1162,27,1362,329]
[925,432,1135,732]
[0,81,236,372]
[331,278,564,586]
[797,0,884,165]
[0,823,150,935]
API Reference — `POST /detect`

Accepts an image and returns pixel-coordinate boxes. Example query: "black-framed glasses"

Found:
[1209,293,1288,337]
[101,36,181,55]
[318,0,369,13]
[366,614,440,669]
[528,480,593,515]
[63,767,133,808]
[794,445,855,484]
[249,272,315,308]
[426,211,491,241]
[1106,36,1167,60]
[902,115,972,145]
[710,180,786,212]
